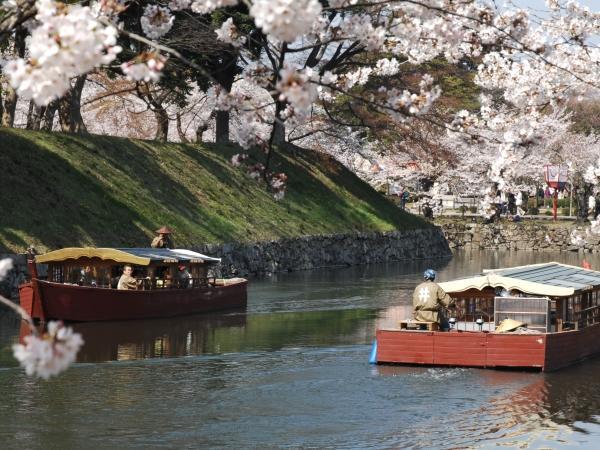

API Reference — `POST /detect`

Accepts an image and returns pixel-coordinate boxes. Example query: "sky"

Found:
[512,0,599,10]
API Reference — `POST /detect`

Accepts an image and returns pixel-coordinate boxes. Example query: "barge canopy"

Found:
[35,247,221,266]
[438,262,600,298]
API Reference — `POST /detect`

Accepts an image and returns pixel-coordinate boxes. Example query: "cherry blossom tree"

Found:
[0,0,599,200]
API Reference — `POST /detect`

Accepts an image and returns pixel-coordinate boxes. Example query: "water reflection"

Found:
[0,313,20,367]
[33,308,377,363]
[70,312,248,362]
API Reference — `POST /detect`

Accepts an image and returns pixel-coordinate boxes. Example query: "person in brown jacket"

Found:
[151,226,174,249]
[117,265,138,290]
[412,269,455,330]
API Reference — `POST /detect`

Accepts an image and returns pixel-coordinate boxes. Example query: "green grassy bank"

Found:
[0,128,426,253]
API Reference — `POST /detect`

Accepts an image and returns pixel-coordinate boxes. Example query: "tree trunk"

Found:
[176,113,189,143]
[58,74,87,133]
[263,100,285,180]
[2,27,27,128]
[41,101,58,131]
[0,82,4,123]
[69,75,87,133]
[153,106,169,142]
[215,111,230,144]
[213,52,237,144]
[1,85,17,127]
[273,119,286,146]
[26,100,44,130]
[196,122,207,143]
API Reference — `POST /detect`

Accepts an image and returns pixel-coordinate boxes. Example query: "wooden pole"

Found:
[569,182,573,217]
[553,189,558,221]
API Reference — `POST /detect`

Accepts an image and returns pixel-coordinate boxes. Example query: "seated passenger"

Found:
[162,272,173,288]
[178,264,192,288]
[80,265,97,286]
[117,265,138,290]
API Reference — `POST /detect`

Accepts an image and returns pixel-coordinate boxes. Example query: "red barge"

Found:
[19,247,247,322]
[374,262,600,371]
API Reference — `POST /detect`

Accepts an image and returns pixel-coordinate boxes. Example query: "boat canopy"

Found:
[438,262,600,297]
[35,247,221,266]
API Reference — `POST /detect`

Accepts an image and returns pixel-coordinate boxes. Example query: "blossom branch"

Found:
[0,294,37,336]
[106,22,222,88]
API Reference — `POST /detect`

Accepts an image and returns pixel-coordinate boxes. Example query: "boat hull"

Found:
[19,279,247,322]
[375,324,600,371]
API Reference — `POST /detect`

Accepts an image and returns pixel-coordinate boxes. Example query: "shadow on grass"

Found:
[0,131,162,251]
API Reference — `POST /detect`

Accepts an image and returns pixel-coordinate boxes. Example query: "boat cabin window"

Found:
[47,261,216,290]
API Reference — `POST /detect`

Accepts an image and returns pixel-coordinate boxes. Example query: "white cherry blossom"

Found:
[0,258,13,279]
[168,0,191,11]
[121,53,166,82]
[231,153,247,167]
[190,0,237,15]
[5,0,121,105]
[374,58,401,77]
[276,65,318,116]
[215,18,246,47]
[250,0,322,43]
[13,321,84,380]
[141,5,174,40]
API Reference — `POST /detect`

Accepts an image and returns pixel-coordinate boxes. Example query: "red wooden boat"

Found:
[373,262,600,371]
[18,247,247,322]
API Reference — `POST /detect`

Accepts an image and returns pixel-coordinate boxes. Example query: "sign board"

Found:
[544,164,568,189]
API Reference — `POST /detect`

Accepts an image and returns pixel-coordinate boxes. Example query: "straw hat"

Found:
[155,226,173,234]
[495,318,525,333]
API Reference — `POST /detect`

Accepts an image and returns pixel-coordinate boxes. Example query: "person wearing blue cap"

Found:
[412,269,455,330]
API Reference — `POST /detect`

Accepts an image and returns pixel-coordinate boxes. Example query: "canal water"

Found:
[1,251,599,448]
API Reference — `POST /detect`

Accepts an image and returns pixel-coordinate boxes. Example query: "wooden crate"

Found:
[399,320,439,331]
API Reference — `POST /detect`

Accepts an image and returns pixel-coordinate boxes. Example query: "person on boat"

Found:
[80,265,97,286]
[178,264,193,288]
[412,269,455,330]
[151,226,174,249]
[117,265,138,290]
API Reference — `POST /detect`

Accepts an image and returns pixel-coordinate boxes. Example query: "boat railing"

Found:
[137,277,217,290]
[56,277,220,290]
[572,304,600,329]
[452,297,495,329]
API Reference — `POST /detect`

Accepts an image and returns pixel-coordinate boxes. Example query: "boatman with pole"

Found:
[412,269,455,330]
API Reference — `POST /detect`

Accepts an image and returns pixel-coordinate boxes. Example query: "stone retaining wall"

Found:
[440,221,597,252]
[0,228,451,299]
[196,228,451,277]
